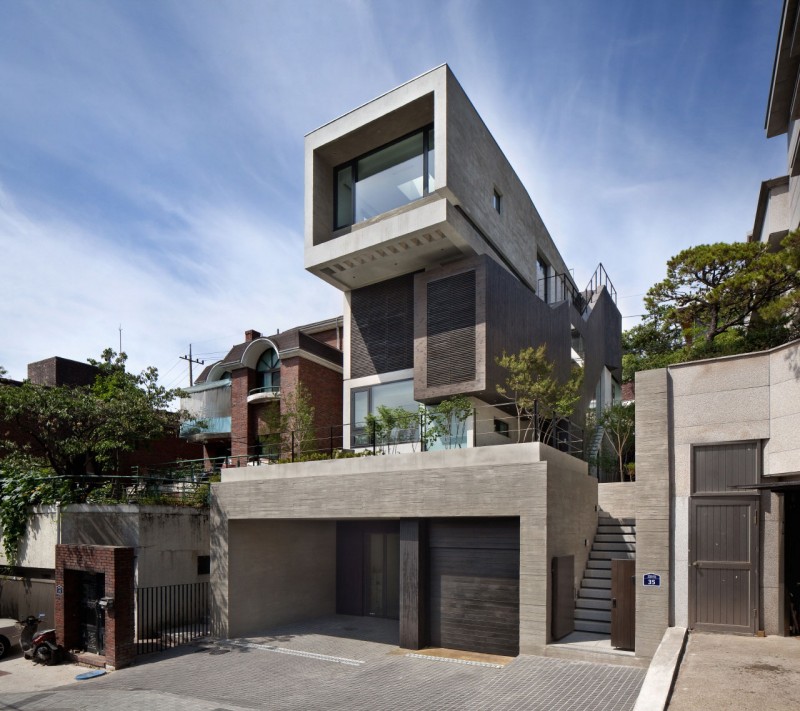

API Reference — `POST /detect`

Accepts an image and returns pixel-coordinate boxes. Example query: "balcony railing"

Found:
[248,385,281,398]
[179,416,231,438]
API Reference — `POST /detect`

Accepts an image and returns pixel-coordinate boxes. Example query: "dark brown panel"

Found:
[693,442,759,494]
[399,519,427,650]
[552,555,575,641]
[426,271,476,387]
[689,497,759,634]
[428,518,520,656]
[336,522,364,616]
[611,559,635,650]
[351,274,414,377]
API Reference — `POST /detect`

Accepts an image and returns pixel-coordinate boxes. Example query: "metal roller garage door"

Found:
[428,518,520,656]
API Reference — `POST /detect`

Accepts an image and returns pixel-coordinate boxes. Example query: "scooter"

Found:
[18,614,63,666]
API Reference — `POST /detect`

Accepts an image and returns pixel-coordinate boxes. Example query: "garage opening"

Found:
[428,517,520,656]
[336,521,400,619]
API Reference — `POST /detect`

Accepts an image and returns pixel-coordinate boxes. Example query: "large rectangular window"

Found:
[334,126,435,229]
[351,379,418,447]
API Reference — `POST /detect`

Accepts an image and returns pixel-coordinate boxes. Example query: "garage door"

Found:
[429,518,520,656]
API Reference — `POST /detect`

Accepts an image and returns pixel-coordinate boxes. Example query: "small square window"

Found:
[494,418,509,437]
[492,189,502,213]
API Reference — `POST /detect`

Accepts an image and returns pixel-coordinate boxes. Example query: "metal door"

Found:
[79,572,105,654]
[690,497,759,634]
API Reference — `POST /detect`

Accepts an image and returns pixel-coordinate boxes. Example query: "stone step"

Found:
[590,550,635,560]
[598,514,636,526]
[587,559,612,570]
[584,568,611,580]
[596,525,636,536]
[581,578,612,590]
[595,533,636,543]
[593,542,636,552]
[574,620,611,634]
[575,597,611,611]
[578,587,611,600]
[574,608,611,623]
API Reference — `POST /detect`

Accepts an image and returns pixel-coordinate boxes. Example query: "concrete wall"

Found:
[226,520,335,638]
[213,442,597,654]
[636,340,800,651]
[1,506,210,588]
[598,483,637,520]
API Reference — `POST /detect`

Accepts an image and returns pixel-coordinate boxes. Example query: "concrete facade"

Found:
[212,443,597,654]
[635,340,800,654]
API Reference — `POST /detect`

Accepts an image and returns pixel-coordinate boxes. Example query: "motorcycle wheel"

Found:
[33,645,55,666]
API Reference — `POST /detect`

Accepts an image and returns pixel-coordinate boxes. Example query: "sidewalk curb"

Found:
[632,627,688,711]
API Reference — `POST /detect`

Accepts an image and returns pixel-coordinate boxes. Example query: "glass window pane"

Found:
[353,390,369,425]
[372,380,415,412]
[427,128,435,191]
[358,133,422,180]
[335,165,354,229]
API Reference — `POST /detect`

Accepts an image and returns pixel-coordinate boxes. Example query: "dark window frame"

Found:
[333,123,435,230]
[493,188,502,213]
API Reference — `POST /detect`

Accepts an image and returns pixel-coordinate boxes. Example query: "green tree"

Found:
[496,345,583,444]
[0,349,182,479]
[280,382,316,456]
[598,402,635,482]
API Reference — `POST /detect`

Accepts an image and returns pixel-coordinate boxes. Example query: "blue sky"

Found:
[0,0,787,386]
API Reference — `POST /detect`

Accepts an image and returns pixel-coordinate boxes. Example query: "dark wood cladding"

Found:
[610,559,635,650]
[399,519,428,650]
[428,518,520,657]
[336,522,364,616]
[551,555,574,641]
[351,274,414,377]
[426,271,476,387]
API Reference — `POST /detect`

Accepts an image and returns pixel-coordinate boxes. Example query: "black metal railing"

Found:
[136,582,210,655]
[583,262,617,305]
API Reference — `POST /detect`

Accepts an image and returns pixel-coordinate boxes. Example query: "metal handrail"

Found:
[248,385,281,397]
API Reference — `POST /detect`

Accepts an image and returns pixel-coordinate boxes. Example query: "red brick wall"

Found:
[308,328,341,349]
[55,545,135,669]
[280,357,343,453]
[230,369,256,461]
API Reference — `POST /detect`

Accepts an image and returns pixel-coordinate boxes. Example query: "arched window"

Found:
[256,349,281,393]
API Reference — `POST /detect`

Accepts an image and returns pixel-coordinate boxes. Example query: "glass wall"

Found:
[335,126,434,229]
[351,379,418,447]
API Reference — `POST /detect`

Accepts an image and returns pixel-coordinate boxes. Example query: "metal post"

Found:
[472,407,477,448]
[291,430,295,463]
[534,400,540,442]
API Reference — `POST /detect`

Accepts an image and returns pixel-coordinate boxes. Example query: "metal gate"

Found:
[690,496,759,634]
[136,582,210,654]
[79,572,105,655]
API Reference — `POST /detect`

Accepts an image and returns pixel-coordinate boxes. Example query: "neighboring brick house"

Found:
[180,317,343,465]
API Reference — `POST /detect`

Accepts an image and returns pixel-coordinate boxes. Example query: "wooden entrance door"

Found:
[690,496,759,634]
[611,559,635,650]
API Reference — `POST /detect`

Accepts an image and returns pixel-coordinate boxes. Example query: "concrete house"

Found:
[211,65,625,659]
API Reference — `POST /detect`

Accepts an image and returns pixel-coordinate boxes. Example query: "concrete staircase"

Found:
[574,512,636,635]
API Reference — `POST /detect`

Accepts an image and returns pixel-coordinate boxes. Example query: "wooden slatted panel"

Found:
[428,518,519,656]
[690,497,757,633]
[692,442,758,493]
[350,274,415,378]
[426,271,476,387]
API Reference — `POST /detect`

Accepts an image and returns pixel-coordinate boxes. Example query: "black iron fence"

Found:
[136,582,210,655]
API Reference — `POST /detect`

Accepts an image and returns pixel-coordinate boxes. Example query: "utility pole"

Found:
[119,324,123,354]
[180,345,204,387]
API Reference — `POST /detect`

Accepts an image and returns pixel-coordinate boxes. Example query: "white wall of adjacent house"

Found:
[0,505,210,588]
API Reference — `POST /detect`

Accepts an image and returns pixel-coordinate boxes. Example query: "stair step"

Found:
[590,550,635,560]
[587,559,612,570]
[598,515,636,526]
[581,578,612,590]
[584,568,611,580]
[597,525,636,536]
[595,533,636,543]
[574,608,611,623]
[578,587,611,600]
[574,620,611,634]
[575,598,611,611]
[593,542,636,552]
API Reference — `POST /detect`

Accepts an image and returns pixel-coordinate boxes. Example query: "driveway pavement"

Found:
[668,631,800,710]
[0,616,645,710]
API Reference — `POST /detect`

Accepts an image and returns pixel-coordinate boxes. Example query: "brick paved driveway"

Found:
[0,616,644,710]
